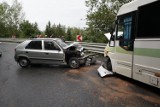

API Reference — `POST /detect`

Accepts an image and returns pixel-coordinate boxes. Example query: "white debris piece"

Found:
[97,65,114,77]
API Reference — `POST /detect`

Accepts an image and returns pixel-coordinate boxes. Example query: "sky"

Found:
[1,0,88,31]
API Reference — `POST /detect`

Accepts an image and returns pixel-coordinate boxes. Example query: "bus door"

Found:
[115,15,134,78]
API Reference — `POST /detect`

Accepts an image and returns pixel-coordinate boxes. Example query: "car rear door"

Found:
[25,40,43,63]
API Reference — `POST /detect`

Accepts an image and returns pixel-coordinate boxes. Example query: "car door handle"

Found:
[45,53,49,55]
[26,51,29,53]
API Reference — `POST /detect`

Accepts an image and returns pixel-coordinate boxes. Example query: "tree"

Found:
[0,0,24,37]
[33,22,41,35]
[19,20,40,38]
[0,2,10,37]
[7,0,24,37]
[66,28,72,41]
[45,22,66,38]
[85,0,133,43]
[55,24,66,38]
[8,0,24,27]
[45,21,52,37]
[70,27,81,41]
[50,24,57,38]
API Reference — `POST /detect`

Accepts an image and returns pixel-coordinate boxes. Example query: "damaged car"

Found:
[14,38,96,68]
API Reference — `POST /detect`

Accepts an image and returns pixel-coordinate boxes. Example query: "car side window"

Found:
[26,41,42,50]
[44,41,60,50]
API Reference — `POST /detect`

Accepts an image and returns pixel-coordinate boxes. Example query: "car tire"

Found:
[104,57,112,71]
[18,57,30,68]
[69,57,80,69]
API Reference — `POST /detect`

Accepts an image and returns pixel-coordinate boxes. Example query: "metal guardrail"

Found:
[0,38,26,43]
[0,38,106,54]
[66,41,106,54]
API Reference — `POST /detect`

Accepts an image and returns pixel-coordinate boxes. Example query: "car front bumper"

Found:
[78,54,96,65]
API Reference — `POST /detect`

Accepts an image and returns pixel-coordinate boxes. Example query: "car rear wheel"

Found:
[69,57,80,69]
[18,57,30,68]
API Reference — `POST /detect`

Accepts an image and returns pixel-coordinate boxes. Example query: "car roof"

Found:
[31,38,61,41]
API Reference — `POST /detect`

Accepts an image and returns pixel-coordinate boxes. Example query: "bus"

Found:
[98,0,160,88]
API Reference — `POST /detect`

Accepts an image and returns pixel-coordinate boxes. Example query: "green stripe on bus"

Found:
[107,47,115,52]
[134,48,160,58]
[116,47,132,54]
[109,47,160,58]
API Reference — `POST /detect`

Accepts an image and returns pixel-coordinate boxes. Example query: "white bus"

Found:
[98,0,160,88]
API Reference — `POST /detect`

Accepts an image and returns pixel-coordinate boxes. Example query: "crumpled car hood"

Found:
[63,42,84,52]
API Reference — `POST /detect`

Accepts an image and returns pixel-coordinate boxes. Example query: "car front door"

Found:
[42,40,65,64]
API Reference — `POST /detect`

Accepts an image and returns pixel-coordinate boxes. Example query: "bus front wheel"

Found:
[105,57,112,71]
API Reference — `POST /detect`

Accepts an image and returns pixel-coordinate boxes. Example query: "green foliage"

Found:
[19,20,41,38]
[45,21,52,37]
[44,22,84,41]
[45,22,66,38]
[0,0,24,37]
[83,27,108,43]
[69,27,81,41]
[85,0,133,43]
[55,24,66,38]
[66,28,72,41]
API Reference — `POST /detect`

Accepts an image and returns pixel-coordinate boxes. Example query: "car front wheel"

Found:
[68,57,80,69]
[18,57,30,68]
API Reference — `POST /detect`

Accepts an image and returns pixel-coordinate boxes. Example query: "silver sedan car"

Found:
[14,38,96,68]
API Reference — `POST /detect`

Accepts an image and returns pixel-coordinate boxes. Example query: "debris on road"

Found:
[97,65,114,77]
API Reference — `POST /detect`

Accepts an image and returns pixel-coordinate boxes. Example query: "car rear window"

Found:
[25,41,42,50]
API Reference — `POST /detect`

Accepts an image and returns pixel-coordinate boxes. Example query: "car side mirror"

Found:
[56,47,61,51]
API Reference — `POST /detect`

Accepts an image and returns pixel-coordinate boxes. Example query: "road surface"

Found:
[0,42,159,107]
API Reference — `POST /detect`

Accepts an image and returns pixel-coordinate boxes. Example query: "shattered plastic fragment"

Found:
[97,65,114,77]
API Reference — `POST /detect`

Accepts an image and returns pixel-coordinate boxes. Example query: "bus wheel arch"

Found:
[104,57,112,71]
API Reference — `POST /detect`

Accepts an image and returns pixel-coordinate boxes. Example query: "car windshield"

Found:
[56,39,68,48]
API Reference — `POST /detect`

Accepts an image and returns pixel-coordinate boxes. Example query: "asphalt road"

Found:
[0,42,160,107]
